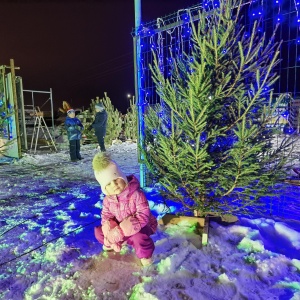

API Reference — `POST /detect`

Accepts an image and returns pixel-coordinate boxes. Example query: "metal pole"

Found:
[31,91,35,112]
[134,0,146,187]
[23,89,52,93]
[50,88,54,133]
[17,78,28,150]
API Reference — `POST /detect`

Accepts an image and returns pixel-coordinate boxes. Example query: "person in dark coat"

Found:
[89,102,108,152]
[65,109,84,161]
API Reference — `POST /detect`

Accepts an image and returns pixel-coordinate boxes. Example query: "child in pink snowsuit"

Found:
[93,152,157,266]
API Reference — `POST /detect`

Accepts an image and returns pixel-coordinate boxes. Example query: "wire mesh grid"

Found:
[133,0,299,104]
[132,0,300,219]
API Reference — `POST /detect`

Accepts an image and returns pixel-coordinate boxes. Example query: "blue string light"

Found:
[277,14,283,23]
[200,132,207,143]
[135,0,300,154]
[281,110,289,118]
[283,125,295,134]
[158,111,164,118]
[181,12,190,23]
[213,0,220,8]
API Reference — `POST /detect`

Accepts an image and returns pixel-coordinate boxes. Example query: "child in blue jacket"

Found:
[65,109,84,161]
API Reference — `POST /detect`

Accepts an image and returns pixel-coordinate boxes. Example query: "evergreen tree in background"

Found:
[124,96,138,141]
[101,93,123,144]
[143,0,294,217]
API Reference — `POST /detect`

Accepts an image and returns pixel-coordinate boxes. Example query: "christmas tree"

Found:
[124,96,138,141]
[143,0,294,217]
[101,93,123,144]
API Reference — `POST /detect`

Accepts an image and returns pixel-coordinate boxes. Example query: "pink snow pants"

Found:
[94,224,155,259]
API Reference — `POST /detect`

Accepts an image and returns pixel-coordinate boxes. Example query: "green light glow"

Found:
[0,243,9,249]
[68,203,76,210]
[277,281,300,291]
[157,256,172,274]
[129,283,158,300]
[16,265,26,274]
[218,273,230,283]
[292,259,300,271]
[237,237,264,253]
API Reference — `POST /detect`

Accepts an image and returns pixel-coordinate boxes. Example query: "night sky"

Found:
[0,0,198,114]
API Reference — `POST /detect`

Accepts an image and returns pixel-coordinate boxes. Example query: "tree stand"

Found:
[158,213,210,246]
[158,211,238,246]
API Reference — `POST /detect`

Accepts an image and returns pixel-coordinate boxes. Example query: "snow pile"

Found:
[1,141,300,299]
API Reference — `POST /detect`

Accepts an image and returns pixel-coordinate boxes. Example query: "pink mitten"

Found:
[104,237,122,252]
[111,242,122,252]
[120,216,141,237]
[103,236,112,248]
[106,226,124,244]
[102,219,118,237]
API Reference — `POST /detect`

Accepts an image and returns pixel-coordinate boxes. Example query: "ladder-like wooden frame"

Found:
[30,107,57,154]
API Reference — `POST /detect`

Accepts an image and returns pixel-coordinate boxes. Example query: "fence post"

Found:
[134,0,146,187]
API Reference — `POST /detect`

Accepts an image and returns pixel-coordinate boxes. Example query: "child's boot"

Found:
[103,245,113,251]
[141,257,153,267]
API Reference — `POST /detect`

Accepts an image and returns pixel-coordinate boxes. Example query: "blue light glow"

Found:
[277,15,282,22]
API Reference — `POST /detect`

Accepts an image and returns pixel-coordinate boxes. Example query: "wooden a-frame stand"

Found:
[30,107,57,154]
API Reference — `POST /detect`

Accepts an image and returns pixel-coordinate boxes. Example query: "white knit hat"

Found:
[67,108,75,114]
[94,161,128,195]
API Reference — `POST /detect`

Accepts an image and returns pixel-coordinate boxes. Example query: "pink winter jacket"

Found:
[101,175,157,244]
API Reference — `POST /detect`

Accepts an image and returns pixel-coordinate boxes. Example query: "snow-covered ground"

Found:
[1,141,300,299]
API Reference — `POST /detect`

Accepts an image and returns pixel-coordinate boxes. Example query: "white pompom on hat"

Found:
[93,153,128,195]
